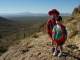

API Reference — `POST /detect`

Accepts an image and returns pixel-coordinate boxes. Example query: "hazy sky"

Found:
[0,0,80,14]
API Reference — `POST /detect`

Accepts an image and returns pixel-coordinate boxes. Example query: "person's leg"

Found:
[52,43,58,56]
[57,45,63,57]
[52,43,55,53]
[52,40,55,53]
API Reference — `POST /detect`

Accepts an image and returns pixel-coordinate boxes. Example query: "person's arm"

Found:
[46,19,52,37]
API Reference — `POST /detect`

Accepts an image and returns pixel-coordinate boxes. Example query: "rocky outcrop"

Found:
[72,5,80,16]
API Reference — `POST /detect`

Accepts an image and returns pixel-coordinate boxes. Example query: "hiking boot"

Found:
[57,51,62,57]
[52,47,55,53]
[52,51,57,56]
[52,48,57,56]
[53,50,62,57]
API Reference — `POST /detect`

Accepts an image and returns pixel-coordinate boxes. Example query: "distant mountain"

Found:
[0,12,47,18]
[0,16,18,26]
[0,16,12,22]
[16,12,48,16]
[0,16,14,26]
[1,12,71,18]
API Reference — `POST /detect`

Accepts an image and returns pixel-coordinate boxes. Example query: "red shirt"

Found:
[47,20,67,45]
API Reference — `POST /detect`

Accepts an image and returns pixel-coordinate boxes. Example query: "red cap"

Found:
[48,9,60,16]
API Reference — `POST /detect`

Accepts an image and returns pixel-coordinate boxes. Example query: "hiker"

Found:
[47,9,67,57]
[47,9,59,38]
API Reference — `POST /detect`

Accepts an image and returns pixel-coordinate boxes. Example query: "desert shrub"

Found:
[0,35,2,39]
[0,47,7,55]
[32,33,39,38]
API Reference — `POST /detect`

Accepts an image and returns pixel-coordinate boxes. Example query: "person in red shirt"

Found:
[47,9,61,40]
[47,9,67,57]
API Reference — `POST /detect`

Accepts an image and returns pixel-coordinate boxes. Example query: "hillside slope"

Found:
[0,31,80,60]
[0,17,80,60]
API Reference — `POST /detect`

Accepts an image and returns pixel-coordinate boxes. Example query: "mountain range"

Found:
[0,12,71,18]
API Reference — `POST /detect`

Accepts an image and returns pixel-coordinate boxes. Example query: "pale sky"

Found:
[0,0,80,14]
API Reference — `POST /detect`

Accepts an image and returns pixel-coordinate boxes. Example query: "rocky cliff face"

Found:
[72,5,80,16]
